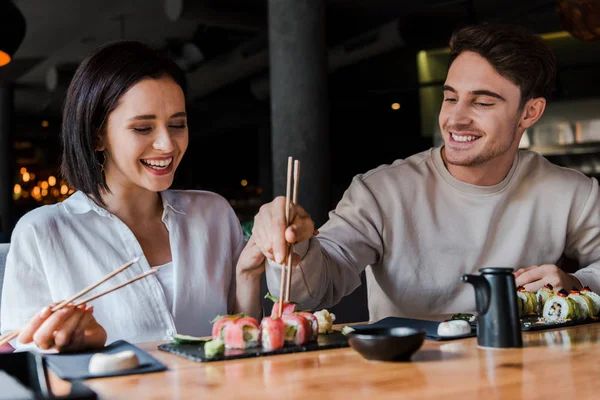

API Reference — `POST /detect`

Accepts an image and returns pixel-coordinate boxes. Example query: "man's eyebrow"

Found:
[442,85,505,101]
[471,90,505,101]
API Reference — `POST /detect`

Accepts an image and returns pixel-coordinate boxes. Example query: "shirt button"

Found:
[166,329,174,337]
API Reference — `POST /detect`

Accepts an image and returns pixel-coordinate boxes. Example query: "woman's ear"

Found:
[95,130,105,151]
[519,97,547,130]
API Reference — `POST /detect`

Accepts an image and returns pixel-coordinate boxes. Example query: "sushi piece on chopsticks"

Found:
[265,292,297,317]
[281,314,311,346]
[260,316,285,351]
[568,288,595,320]
[543,289,579,322]
[580,286,600,317]
[296,311,319,341]
[517,286,538,316]
[535,283,554,314]
[223,316,260,349]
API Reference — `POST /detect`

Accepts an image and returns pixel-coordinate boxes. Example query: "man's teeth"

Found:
[452,134,478,142]
[141,158,173,169]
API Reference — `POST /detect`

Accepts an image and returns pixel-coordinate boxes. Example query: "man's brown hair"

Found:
[449,24,557,106]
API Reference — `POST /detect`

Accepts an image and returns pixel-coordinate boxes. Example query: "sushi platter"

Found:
[451,284,600,332]
[158,294,349,362]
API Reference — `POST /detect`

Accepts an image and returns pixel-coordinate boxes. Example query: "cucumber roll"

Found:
[580,286,600,317]
[543,289,579,321]
[567,289,595,320]
[535,284,554,315]
[517,286,538,316]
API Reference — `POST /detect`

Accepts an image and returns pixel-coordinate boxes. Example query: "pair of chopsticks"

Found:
[278,156,300,317]
[0,256,154,348]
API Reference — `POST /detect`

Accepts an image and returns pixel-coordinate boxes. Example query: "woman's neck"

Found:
[100,184,163,223]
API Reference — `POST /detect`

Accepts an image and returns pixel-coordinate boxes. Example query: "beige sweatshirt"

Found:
[266,147,600,321]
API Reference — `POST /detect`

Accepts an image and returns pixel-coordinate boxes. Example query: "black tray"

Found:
[44,340,167,380]
[520,315,600,331]
[158,331,349,362]
[351,317,476,341]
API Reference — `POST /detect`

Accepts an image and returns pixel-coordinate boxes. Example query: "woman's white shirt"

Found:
[0,190,245,349]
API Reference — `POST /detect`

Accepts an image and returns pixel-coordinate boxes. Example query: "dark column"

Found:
[258,122,273,203]
[268,0,330,227]
[0,84,14,237]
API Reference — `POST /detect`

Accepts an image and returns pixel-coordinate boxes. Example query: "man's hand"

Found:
[514,264,581,292]
[251,196,317,264]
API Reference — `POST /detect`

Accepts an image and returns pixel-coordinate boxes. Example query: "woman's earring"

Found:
[96,149,106,172]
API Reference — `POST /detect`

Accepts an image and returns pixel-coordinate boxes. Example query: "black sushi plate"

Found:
[157,331,349,362]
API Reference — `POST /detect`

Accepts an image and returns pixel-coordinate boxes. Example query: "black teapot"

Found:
[462,267,522,348]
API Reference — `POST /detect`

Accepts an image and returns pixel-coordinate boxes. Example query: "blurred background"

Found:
[2,0,600,320]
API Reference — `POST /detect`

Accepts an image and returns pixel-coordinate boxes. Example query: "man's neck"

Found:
[441,147,518,186]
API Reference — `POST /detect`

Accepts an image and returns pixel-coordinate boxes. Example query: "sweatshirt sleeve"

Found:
[0,219,53,350]
[265,175,384,310]
[566,178,600,292]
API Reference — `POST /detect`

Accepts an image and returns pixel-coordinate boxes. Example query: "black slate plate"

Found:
[44,340,167,380]
[351,317,476,341]
[157,331,349,362]
[520,315,600,331]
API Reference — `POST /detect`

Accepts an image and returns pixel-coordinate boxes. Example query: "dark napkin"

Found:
[44,340,167,380]
[350,317,476,341]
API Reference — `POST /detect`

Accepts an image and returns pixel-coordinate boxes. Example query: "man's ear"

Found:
[519,97,546,130]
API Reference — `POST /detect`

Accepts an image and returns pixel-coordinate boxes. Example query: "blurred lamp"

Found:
[0,0,27,67]
[559,0,600,41]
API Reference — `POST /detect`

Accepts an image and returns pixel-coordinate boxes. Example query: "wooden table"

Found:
[49,322,600,399]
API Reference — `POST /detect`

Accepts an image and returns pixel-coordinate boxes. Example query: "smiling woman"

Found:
[0,41,264,353]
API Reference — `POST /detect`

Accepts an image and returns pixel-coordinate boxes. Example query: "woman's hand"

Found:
[18,303,107,352]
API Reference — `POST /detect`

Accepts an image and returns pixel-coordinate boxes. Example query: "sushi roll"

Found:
[543,289,579,321]
[535,284,554,315]
[568,289,595,320]
[281,314,311,346]
[223,316,260,349]
[517,295,525,317]
[516,286,538,316]
[211,315,240,340]
[265,293,297,317]
[260,316,285,351]
[296,311,319,341]
[580,286,600,317]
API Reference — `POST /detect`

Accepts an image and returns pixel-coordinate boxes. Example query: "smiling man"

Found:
[248,24,600,319]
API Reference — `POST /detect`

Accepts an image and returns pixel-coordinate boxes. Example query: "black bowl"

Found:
[347,327,426,362]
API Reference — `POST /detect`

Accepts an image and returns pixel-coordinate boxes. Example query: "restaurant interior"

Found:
[1,0,600,398]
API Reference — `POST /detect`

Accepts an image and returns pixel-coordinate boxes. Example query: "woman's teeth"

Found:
[451,133,478,142]
[141,157,173,170]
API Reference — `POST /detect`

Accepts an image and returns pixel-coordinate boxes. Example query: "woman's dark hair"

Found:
[449,24,557,107]
[60,40,186,205]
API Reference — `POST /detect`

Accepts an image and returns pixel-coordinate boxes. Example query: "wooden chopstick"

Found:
[0,330,19,347]
[284,160,300,303]
[0,256,146,348]
[72,268,157,307]
[51,257,140,312]
[278,156,294,318]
